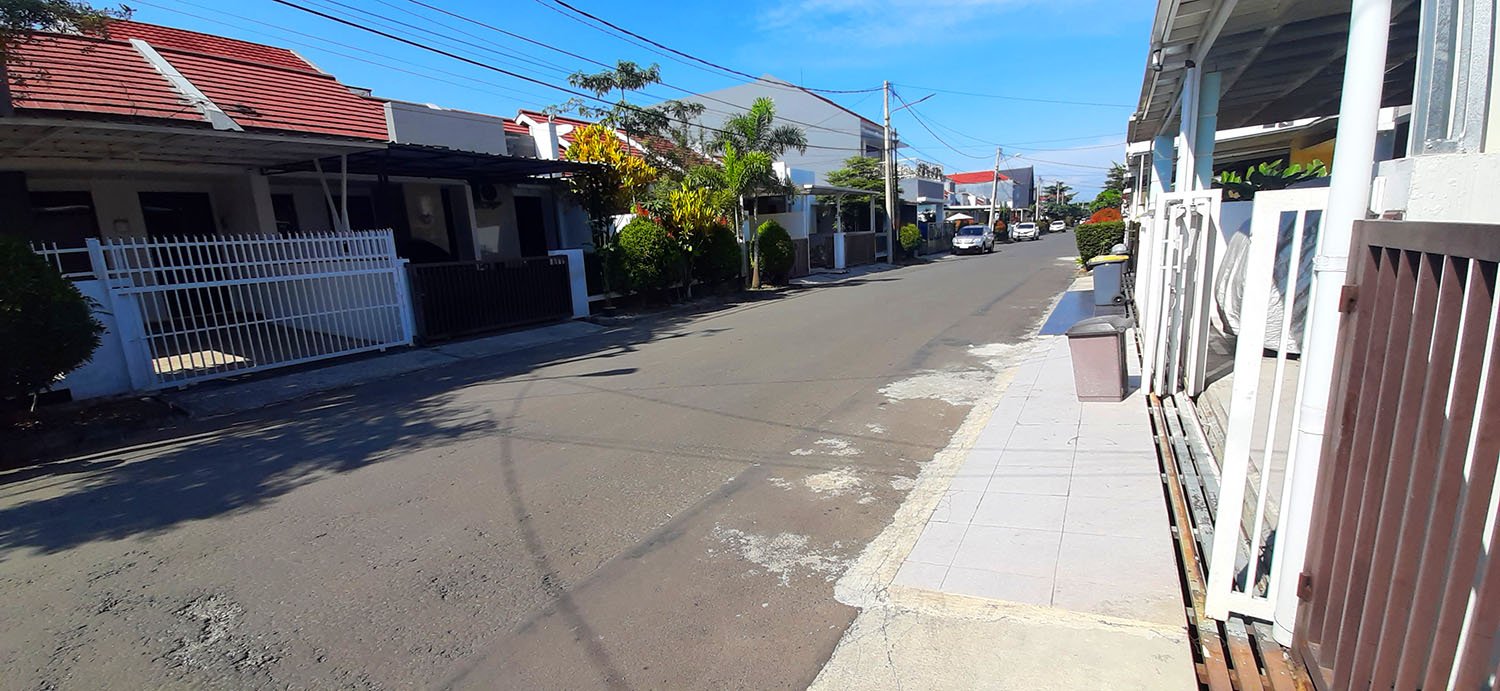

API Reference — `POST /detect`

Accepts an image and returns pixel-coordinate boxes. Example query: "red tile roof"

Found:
[6,23,389,141]
[153,45,388,139]
[106,20,315,71]
[948,171,1011,184]
[7,34,196,121]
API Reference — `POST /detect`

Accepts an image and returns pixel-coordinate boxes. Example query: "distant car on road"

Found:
[1011,221,1040,242]
[951,225,995,254]
[1050,220,1067,233]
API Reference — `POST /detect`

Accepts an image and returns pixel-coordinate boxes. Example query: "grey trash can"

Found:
[1086,255,1129,307]
[1065,316,1131,402]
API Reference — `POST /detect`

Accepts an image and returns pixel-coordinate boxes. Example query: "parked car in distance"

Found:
[951,225,995,254]
[1011,221,1040,242]
[1050,220,1067,233]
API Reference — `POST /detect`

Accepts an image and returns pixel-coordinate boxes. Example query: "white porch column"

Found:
[548,248,590,318]
[1175,66,1200,192]
[1272,0,1392,646]
[1193,72,1222,190]
[1152,136,1175,196]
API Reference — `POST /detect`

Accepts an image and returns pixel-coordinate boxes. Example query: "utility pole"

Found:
[987,147,1001,231]
[882,80,896,263]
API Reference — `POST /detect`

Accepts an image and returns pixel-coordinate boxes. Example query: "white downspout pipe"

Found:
[340,153,350,233]
[1272,0,1392,646]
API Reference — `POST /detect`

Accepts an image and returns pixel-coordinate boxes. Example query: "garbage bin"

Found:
[1087,255,1129,307]
[1065,316,1131,402]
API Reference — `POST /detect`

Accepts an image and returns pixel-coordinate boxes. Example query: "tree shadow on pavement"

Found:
[0,389,491,555]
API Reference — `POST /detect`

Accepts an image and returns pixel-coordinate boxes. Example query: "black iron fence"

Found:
[406,256,572,343]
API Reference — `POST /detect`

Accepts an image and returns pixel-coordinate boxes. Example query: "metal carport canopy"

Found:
[1127,0,1421,143]
[265,143,595,182]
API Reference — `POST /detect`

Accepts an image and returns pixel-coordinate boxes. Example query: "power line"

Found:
[269,0,867,152]
[890,89,991,162]
[541,0,880,95]
[324,0,873,139]
[891,83,1134,109]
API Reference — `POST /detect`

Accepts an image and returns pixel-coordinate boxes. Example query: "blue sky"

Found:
[126,0,1153,197]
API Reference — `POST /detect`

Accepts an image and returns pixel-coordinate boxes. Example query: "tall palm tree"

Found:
[708,98,806,287]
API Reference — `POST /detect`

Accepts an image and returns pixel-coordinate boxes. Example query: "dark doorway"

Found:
[139,192,216,237]
[326,195,378,232]
[271,193,300,234]
[515,195,548,258]
[138,191,229,327]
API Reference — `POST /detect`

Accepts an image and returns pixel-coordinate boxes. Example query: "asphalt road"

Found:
[0,232,1079,690]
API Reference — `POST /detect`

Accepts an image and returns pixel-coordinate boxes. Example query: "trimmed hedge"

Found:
[1,235,103,406]
[1074,220,1126,265]
[899,223,921,253]
[694,223,742,285]
[756,220,795,284]
[618,216,681,292]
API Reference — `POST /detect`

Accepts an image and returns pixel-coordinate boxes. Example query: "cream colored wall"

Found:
[26,170,278,238]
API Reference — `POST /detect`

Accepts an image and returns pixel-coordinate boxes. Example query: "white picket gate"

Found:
[1204,188,1329,621]
[1139,189,1222,396]
[77,231,415,390]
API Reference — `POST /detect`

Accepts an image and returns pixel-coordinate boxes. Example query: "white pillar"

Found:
[1272,0,1392,646]
[1176,66,1200,192]
[1193,72,1222,190]
[548,248,590,318]
[834,232,847,270]
[1152,136,1175,196]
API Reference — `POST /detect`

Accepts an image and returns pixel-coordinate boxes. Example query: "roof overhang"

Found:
[0,115,382,169]
[800,183,878,196]
[1128,0,1421,142]
[263,143,595,182]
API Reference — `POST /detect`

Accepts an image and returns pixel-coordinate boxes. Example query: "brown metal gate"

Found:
[1295,220,1500,690]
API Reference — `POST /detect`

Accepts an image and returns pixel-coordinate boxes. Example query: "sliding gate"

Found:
[92,231,414,389]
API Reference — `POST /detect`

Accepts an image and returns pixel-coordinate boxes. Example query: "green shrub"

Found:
[694,223,742,285]
[899,223,921,253]
[617,216,681,292]
[1,235,104,407]
[756,220,795,285]
[1074,220,1126,265]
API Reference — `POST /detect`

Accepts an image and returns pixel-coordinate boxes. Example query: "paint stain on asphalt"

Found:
[711,526,848,588]
[802,467,865,497]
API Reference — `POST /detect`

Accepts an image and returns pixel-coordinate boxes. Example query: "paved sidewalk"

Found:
[894,335,1183,626]
[813,278,1195,690]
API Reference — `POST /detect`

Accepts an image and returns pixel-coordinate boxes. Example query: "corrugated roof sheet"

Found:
[7,34,198,122]
[155,45,389,139]
[107,20,316,71]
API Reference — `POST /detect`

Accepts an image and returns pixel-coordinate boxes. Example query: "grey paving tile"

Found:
[1054,531,1178,584]
[930,489,983,524]
[1052,574,1184,626]
[941,567,1054,606]
[1068,470,1164,499]
[988,464,1072,496]
[907,521,968,566]
[1063,495,1172,540]
[972,491,1069,532]
[950,448,1000,492]
[893,560,949,590]
[1003,423,1079,453]
[996,448,1074,468]
[950,525,1061,578]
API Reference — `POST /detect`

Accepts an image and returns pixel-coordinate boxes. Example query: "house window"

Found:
[29,190,97,274]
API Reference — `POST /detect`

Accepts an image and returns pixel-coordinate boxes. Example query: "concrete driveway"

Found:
[0,236,1079,690]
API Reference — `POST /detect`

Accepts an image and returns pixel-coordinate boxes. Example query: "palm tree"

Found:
[707,98,807,288]
[709,97,808,159]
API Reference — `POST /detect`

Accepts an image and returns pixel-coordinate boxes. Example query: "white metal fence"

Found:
[1139,189,1222,396]
[37,231,415,391]
[1204,188,1329,621]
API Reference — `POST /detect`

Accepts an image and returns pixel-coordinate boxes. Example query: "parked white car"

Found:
[1050,220,1067,233]
[951,225,995,254]
[1011,221,1040,241]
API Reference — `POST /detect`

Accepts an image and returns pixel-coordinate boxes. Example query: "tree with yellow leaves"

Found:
[563,123,658,251]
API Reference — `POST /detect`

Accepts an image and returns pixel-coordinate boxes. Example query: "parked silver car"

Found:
[951,225,995,254]
[1011,221,1040,241]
